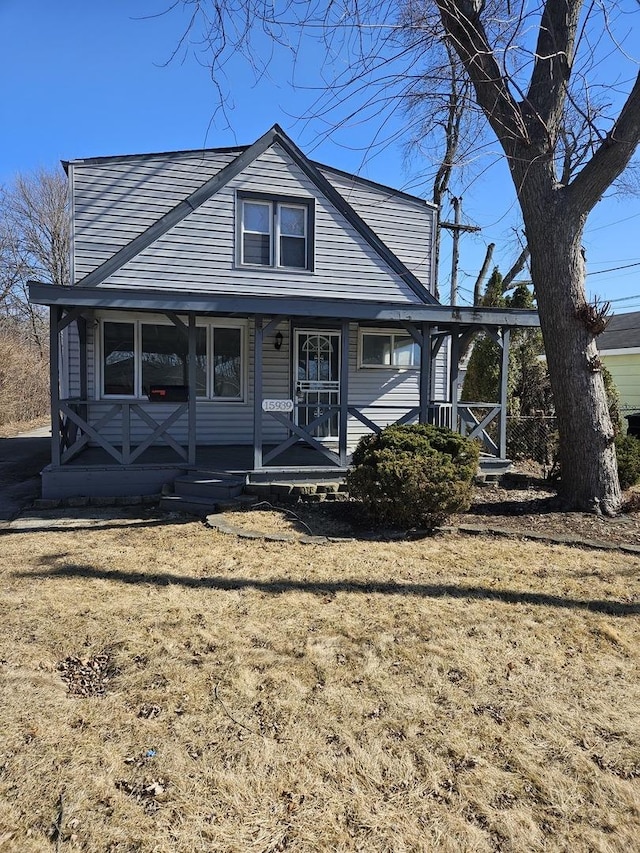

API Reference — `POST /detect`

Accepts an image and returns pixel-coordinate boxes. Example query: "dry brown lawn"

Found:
[0,511,638,852]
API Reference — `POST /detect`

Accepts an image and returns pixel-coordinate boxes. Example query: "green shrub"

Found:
[346,424,480,529]
[615,434,640,490]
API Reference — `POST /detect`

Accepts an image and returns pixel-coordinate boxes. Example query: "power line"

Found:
[609,294,640,303]
[587,212,640,232]
[588,261,640,276]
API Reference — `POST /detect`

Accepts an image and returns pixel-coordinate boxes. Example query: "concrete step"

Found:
[173,475,245,500]
[160,492,262,517]
[160,494,219,516]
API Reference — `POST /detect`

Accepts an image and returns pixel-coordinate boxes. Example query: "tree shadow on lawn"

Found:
[17,563,639,617]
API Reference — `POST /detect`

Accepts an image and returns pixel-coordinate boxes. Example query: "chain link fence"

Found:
[507,406,640,466]
[506,415,558,465]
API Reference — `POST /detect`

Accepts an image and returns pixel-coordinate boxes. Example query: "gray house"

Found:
[29,125,538,500]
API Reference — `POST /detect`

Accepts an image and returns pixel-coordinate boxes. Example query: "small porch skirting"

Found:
[30,285,539,500]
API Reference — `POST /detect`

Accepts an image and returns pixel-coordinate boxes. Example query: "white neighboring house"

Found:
[29,125,538,499]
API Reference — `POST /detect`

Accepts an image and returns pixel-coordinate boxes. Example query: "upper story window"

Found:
[238,192,314,271]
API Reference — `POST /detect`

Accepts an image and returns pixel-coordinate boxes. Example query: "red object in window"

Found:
[148,385,188,402]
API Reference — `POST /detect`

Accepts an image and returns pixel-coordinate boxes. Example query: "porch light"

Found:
[274,331,283,351]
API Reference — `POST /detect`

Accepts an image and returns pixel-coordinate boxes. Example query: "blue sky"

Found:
[2,0,639,309]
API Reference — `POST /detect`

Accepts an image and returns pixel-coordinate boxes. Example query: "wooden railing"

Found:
[260,401,458,468]
[457,403,503,457]
[54,398,502,469]
[56,399,189,466]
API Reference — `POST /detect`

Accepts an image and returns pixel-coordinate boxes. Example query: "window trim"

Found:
[236,190,315,272]
[358,329,421,370]
[97,313,247,403]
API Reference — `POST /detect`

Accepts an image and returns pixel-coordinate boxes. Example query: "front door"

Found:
[294,330,340,439]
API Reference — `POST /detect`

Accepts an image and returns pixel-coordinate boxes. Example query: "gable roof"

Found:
[599,311,640,351]
[73,124,438,305]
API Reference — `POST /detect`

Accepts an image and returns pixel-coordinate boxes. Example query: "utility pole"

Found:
[441,196,480,305]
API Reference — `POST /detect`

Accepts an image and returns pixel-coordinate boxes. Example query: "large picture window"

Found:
[239,193,313,270]
[101,319,245,400]
[360,331,420,368]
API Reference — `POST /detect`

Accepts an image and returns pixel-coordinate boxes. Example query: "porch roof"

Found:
[29,283,540,329]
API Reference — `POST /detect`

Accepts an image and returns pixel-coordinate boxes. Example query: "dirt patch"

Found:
[218,481,640,549]
[457,481,640,548]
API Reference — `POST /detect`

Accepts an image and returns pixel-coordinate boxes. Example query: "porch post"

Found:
[50,306,61,467]
[188,313,197,466]
[77,317,88,400]
[253,316,263,470]
[450,331,460,435]
[77,316,89,439]
[419,322,431,424]
[499,326,510,459]
[339,320,350,466]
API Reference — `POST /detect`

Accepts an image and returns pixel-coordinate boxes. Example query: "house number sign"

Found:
[262,399,294,412]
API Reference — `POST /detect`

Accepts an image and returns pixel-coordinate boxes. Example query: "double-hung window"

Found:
[239,193,313,270]
[101,318,244,401]
[360,330,420,368]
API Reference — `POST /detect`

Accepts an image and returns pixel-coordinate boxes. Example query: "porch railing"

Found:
[259,401,456,468]
[56,399,189,466]
[457,403,504,457]
[53,398,502,469]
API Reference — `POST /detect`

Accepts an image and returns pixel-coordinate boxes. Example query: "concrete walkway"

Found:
[0,426,51,521]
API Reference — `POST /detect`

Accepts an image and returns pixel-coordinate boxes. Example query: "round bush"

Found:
[346,424,480,529]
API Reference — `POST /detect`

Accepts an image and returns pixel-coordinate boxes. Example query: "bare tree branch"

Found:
[501,245,530,291]
[568,70,640,213]
[473,241,495,304]
[525,0,583,144]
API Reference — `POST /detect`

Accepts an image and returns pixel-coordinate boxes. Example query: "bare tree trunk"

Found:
[472,242,495,305]
[522,194,620,513]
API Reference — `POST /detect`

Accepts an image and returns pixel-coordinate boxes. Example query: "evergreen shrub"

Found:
[346,424,480,529]
[615,434,640,490]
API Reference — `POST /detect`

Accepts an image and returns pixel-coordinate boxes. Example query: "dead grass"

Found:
[0,332,49,430]
[0,516,638,852]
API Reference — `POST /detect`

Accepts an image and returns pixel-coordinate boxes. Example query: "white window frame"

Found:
[276,202,308,269]
[240,199,273,267]
[97,312,247,403]
[237,192,314,271]
[358,329,420,370]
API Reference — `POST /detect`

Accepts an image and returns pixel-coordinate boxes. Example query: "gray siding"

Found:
[73,151,242,281]
[347,324,419,441]
[63,322,81,398]
[79,318,443,450]
[318,167,436,291]
[72,144,430,303]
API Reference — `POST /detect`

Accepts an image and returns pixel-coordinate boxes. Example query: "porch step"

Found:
[477,457,512,482]
[160,494,220,516]
[160,492,260,517]
[173,473,245,500]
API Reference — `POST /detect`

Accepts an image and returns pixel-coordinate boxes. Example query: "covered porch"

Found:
[30,284,540,499]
